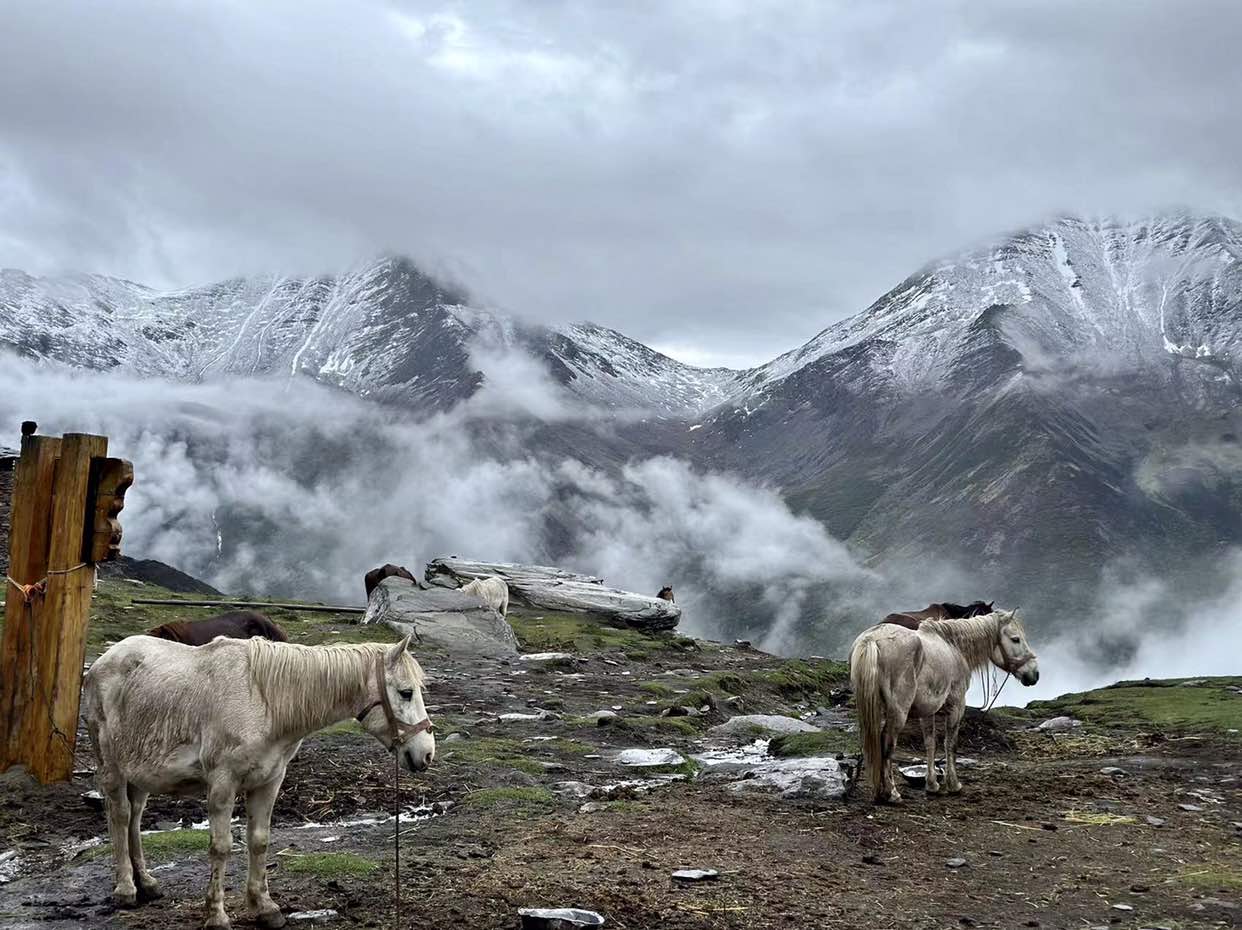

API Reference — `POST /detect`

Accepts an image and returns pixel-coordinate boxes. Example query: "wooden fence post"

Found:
[0,428,132,784]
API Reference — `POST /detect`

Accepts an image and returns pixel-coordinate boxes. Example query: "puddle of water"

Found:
[295,803,441,831]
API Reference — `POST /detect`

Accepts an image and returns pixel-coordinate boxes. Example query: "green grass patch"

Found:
[638,682,676,696]
[1027,677,1242,734]
[614,715,702,738]
[1177,865,1242,891]
[135,829,210,861]
[282,852,379,877]
[509,610,682,657]
[463,787,556,811]
[442,736,547,774]
[768,730,858,757]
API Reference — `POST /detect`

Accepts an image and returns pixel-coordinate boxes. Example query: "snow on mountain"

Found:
[730,213,1242,407]
[0,257,740,416]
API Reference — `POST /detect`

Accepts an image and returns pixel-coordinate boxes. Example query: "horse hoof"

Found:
[113,889,138,909]
[137,880,164,902]
[257,910,287,929]
[203,917,231,930]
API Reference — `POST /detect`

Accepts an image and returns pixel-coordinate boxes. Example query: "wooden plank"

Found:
[0,434,61,772]
[27,433,107,783]
[127,597,365,615]
[86,457,133,563]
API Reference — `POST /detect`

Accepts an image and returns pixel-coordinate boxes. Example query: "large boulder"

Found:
[362,576,518,657]
[425,558,681,632]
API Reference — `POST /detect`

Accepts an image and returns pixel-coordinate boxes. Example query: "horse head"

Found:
[356,636,436,773]
[991,609,1039,686]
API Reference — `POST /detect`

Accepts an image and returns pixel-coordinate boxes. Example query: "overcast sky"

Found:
[2,1,1240,367]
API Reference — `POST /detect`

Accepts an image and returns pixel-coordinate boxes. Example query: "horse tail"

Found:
[850,637,885,800]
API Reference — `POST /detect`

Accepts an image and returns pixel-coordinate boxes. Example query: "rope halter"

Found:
[355,652,434,751]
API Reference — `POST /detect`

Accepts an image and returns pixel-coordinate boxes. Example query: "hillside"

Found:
[4,212,1242,646]
[0,579,1238,928]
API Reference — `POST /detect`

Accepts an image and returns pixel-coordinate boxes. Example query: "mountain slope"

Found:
[4,212,1242,643]
[686,213,1242,632]
[0,258,738,415]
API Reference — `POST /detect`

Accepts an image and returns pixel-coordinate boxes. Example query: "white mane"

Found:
[246,639,424,736]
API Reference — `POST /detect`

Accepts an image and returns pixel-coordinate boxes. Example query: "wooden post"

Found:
[0,432,62,768]
[0,429,131,783]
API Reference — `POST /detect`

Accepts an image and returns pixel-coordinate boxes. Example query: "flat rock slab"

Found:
[425,557,681,632]
[710,715,820,737]
[362,577,518,657]
[613,748,686,768]
[694,740,847,800]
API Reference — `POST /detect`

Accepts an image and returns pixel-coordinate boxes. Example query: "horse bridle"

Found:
[356,653,434,751]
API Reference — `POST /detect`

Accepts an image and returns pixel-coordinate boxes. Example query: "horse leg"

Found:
[880,704,908,803]
[920,717,940,794]
[204,781,237,929]
[100,767,137,907]
[127,785,162,901]
[245,775,287,929]
[944,701,966,794]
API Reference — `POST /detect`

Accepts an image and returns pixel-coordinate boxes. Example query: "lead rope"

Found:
[394,743,401,930]
[982,670,1011,714]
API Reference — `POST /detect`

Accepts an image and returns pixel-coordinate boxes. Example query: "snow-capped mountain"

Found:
[4,212,1242,633]
[0,257,738,416]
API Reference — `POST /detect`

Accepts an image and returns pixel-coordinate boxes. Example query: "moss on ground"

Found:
[509,610,697,658]
[442,736,548,775]
[282,851,380,877]
[614,715,703,738]
[463,787,556,811]
[1177,865,1242,891]
[1026,677,1242,735]
[768,730,858,757]
[1,578,399,660]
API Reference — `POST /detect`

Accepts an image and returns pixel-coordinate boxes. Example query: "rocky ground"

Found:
[0,580,1239,930]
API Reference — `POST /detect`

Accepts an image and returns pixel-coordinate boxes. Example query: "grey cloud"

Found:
[2,1,1241,365]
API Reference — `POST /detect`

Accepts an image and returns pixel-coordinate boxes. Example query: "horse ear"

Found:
[386,635,412,665]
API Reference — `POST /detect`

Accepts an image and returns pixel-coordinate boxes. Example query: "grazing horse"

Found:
[881,600,993,630]
[146,611,288,645]
[364,563,418,599]
[849,610,1038,803]
[461,575,509,616]
[83,635,434,929]
[656,586,676,603]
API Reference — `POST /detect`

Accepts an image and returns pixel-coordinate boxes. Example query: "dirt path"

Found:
[1,601,1239,930]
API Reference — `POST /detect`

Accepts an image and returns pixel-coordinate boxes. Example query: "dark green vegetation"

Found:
[767,730,858,757]
[509,610,702,659]
[1027,676,1242,736]
[281,851,380,877]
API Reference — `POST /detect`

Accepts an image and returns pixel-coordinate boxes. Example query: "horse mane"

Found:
[246,639,424,735]
[919,612,1002,671]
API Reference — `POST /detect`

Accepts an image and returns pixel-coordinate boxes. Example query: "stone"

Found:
[587,710,618,725]
[518,652,575,663]
[1111,903,1133,911]
[578,802,611,814]
[1144,816,1165,827]
[553,782,595,799]
[709,715,820,737]
[1099,766,1126,776]
[613,748,686,768]
[80,790,104,811]
[945,858,968,869]
[517,908,606,929]
[671,868,719,882]
[289,910,339,922]
[499,710,559,722]
[361,577,518,657]
[443,732,466,743]
[1178,803,1204,812]
[1035,716,1081,732]
[426,557,680,631]
[694,743,847,800]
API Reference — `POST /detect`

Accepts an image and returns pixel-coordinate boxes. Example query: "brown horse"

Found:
[365,563,418,599]
[881,600,993,631]
[146,611,288,645]
[656,586,676,603]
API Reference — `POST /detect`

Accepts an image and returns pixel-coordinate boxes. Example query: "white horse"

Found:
[461,575,509,616]
[848,609,1038,803]
[82,634,435,929]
